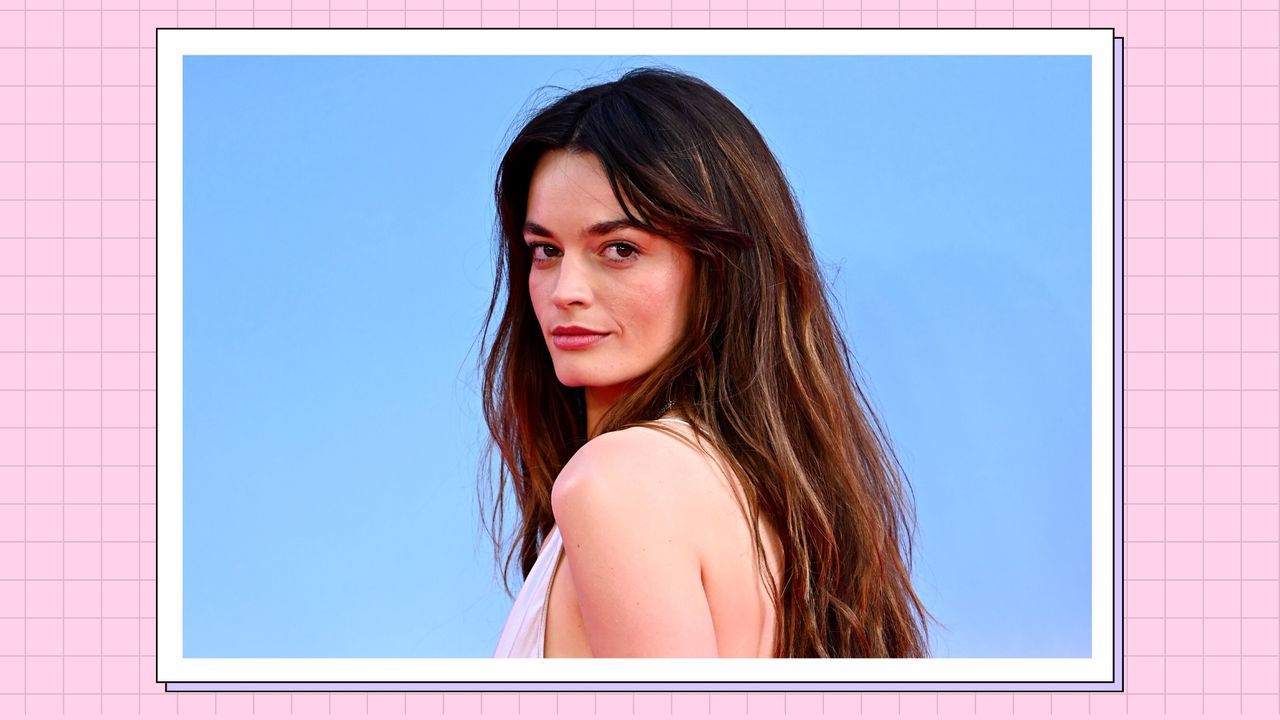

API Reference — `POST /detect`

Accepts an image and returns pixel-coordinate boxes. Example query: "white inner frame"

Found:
[157,28,1117,684]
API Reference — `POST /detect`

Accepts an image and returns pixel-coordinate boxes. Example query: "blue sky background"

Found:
[182,54,1094,658]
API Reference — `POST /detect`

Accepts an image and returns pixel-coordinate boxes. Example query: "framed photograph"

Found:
[157,27,1119,689]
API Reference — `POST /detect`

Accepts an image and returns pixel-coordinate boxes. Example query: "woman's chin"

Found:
[552,368,590,388]
[554,368,621,391]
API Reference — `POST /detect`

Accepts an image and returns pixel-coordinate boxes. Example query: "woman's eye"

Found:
[606,242,638,261]
[529,243,560,260]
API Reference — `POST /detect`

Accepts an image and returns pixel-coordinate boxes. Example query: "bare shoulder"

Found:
[548,424,726,656]
[550,423,727,528]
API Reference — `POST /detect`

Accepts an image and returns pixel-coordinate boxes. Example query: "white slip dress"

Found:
[492,416,691,658]
[491,526,564,658]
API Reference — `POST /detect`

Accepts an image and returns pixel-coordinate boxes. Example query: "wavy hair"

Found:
[479,66,932,658]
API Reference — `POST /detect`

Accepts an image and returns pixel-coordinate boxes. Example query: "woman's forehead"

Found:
[528,150,612,202]
[525,151,650,236]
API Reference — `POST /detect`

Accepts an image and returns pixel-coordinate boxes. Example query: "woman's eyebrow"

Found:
[522,219,642,238]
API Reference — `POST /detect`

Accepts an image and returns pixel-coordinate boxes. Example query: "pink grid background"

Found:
[0,4,1273,720]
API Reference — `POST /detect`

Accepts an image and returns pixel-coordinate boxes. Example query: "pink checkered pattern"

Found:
[0,1,1275,718]
[1,0,161,714]
[1121,0,1280,716]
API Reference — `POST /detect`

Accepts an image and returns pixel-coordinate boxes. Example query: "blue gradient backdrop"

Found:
[182,54,1093,658]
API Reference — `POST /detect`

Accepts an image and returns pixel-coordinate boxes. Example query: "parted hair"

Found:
[479,66,932,658]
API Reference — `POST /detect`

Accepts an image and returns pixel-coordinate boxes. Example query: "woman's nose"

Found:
[550,253,593,308]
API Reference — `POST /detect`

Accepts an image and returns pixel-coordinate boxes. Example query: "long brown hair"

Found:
[479,66,932,658]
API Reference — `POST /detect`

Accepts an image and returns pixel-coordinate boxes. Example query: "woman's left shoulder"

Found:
[549,424,724,656]
[551,423,722,522]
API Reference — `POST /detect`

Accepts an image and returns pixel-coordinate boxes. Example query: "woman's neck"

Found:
[584,385,628,439]
[584,387,679,439]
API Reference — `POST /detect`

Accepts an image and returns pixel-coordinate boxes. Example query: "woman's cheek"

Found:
[642,273,686,319]
[618,285,664,327]
[528,274,549,315]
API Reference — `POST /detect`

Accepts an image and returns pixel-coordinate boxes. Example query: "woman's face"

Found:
[524,149,694,400]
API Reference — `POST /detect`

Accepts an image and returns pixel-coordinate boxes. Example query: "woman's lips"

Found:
[552,332,609,350]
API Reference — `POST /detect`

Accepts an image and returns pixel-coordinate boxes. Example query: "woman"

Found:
[482,67,930,658]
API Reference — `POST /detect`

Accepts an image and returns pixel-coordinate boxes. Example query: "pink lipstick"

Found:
[552,325,609,350]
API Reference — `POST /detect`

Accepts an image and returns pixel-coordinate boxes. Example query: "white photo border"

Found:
[157,27,1118,688]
